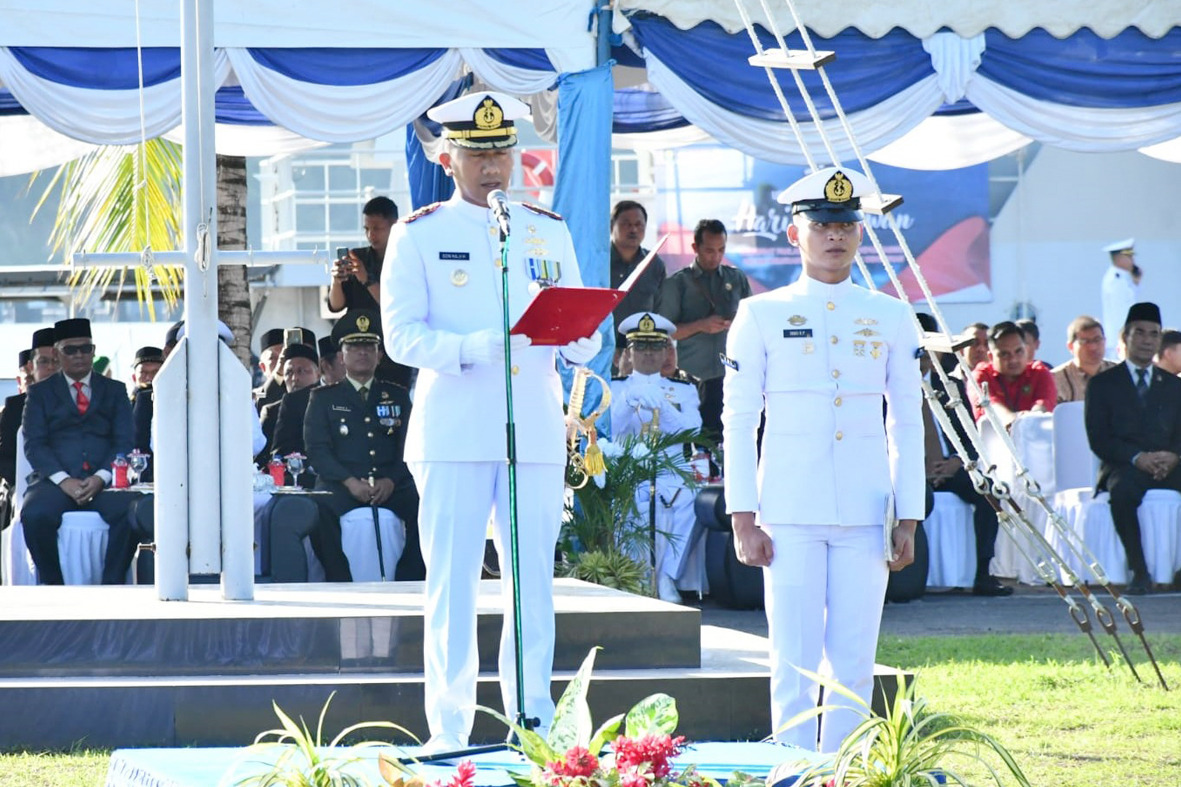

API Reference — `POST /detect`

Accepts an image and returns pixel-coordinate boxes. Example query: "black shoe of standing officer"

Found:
[1126,571,1152,596]
[972,576,1014,597]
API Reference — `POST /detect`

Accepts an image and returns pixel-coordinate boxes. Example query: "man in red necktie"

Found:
[20,318,138,584]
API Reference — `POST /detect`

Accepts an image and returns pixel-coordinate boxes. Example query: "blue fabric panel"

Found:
[485,48,554,72]
[613,87,690,133]
[213,85,271,126]
[629,15,933,121]
[553,63,616,398]
[611,43,646,68]
[0,89,26,115]
[8,47,179,89]
[933,98,980,117]
[980,28,1181,108]
[246,47,449,86]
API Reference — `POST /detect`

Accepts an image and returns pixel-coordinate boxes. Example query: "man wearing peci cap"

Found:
[1100,238,1140,357]
[259,341,320,454]
[253,327,316,414]
[129,346,165,482]
[723,167,924,752]
[21,318,138,584]
[318,337,346,386]
[305,309,423,582]
[382,90,601,751]
[610,312,704,602]
[0,329,60,488]
[1085,302,1181,595]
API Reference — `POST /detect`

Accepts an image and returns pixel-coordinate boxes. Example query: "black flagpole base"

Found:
[394,742,509,766]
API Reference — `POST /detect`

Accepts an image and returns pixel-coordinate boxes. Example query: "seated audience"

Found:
[1016,318,1050,372]
[0,328,58,488]
[130,346,165,481]
[253,327,315,413]
[21,318,137,584]
[1085,302,1181,595]
[304,310,422,580]
[955,321,990,378]
[260,341,320,452]
[1053,316,1116,404]
[916,314,1011,596]
[318,337,346,386]
[970,321,1057,425]
[1154,329,1181,376]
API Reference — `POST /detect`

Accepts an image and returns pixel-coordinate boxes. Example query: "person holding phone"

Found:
[328,196,399,314]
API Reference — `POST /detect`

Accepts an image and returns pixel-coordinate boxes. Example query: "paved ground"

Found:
[699,584,1181,638]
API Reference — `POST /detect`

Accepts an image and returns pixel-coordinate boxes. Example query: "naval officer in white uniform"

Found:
[722,167,924,752]
[610,312,704,602]
[381,91,601,752]
[1100,238,1139,358]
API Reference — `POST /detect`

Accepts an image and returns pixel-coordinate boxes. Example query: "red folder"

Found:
[511,235,668,346]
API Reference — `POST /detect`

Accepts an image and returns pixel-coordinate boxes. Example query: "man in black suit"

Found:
[917,314,1012,597]
[304,310,423,580]
[21,318,137,584]
[129,346,164,482]
[1085,301,1181,595]
[259,342,320,455]
[253,327,316,414]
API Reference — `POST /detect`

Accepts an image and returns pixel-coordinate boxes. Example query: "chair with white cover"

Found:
[1050,402,1099,496]
[2,430,38,585]
[923,491,976,588]
[1051,488,1181,585]
[981,413,1051,584]
[339,507,404,582]
[57,511,109,585]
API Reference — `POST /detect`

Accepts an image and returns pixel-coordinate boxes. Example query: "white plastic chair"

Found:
[981,413,1051,584]
[924,491,976,588]
[1050,488,1181,585]
[1051,402,1100,495]
[57,511,109,584]
[340,507,405,582]
[3,430,38,585]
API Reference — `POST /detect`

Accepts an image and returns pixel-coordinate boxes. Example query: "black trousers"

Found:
[935,467,999,582]
[21,480,136,585]
[700,376,723,443]
[1106,464,1181,577]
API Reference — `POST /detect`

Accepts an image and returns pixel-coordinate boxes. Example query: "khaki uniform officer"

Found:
[381,91,601,752]
[610,312,703,602]
[723,167,924,752]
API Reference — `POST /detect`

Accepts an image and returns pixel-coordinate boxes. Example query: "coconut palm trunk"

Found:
[216,154,253,369]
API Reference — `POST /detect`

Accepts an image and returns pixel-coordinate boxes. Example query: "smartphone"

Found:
[283,327,302,347]
[335,246,350,261]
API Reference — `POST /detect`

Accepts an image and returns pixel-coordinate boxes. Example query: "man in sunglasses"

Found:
[20,318,137,584]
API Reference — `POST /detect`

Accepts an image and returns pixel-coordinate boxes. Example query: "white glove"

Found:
[560,332,602,366]
[460,330,532,366]
[628,384,665,412]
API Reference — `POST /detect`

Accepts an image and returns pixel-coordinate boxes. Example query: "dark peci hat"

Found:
[260,328,285,352]
[164,321,184,347]
[318,336,339,360]
[18,349,32,368]
[53,318,92,341]
[279,343,319,365]
[31,327,56,350]
[331,309,382,345]
[1125,302,1162,327]
[133,346,165,366]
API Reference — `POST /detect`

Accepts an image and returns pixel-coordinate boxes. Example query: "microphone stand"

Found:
[399,201,534,765]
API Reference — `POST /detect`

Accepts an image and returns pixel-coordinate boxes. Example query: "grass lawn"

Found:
[4,633,1180,786]
[877,633,1181,787]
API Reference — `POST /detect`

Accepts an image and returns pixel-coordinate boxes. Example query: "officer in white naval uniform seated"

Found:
[610,312,704,603]
[723,167,924,753]
[1100,238,1140,358]
[381,90,601,754]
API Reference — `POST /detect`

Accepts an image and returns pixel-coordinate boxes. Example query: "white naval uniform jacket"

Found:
[609,370,703,457]
[381,193,582,465]
[1101,266,1137,356]
[722,275,924,525]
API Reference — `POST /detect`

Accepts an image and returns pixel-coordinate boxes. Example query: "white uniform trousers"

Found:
[633,477,699,586]
[763,523,889,753]
[409,460,564,741]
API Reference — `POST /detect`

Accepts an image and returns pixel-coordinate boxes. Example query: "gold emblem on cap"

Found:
[474,97,504,130]
[788,315,807,326]
[824,171,853,204]
[356,315,371,333]
[638,314,656,333]
[451,268,469,287]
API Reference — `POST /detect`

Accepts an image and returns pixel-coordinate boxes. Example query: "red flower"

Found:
[544,746,601,785]
[613,734,686,780]
[451,761,476,787]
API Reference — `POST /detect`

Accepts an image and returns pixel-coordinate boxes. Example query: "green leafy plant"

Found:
[228,692,415,787]
[562,429,709,594]
[774,667,1032,787]
[480,648,719,787]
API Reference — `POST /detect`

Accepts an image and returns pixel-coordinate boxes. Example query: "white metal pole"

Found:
[180,0,222,575]
[153,341,189,600]
[218,342,254,599]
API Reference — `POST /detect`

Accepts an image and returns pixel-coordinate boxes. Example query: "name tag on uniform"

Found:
[783,329,813,339]
[439,252,470,260]
[331,404,352,413]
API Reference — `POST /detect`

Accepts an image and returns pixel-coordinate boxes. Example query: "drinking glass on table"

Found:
[285,452,306,489]
[128,450,149,486]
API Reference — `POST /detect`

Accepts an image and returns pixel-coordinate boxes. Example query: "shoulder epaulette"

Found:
[671,369,701,385]
[521,202,563,221]
[403,202,442,223]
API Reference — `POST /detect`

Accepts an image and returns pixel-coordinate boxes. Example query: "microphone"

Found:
[487,189,511,238]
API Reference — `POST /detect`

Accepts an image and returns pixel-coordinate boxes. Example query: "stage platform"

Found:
[106,741,829,787]
[0,579,908,750]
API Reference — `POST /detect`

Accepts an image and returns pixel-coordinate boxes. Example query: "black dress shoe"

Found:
[1126,572,1152,596]
[972,576,1014,597]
